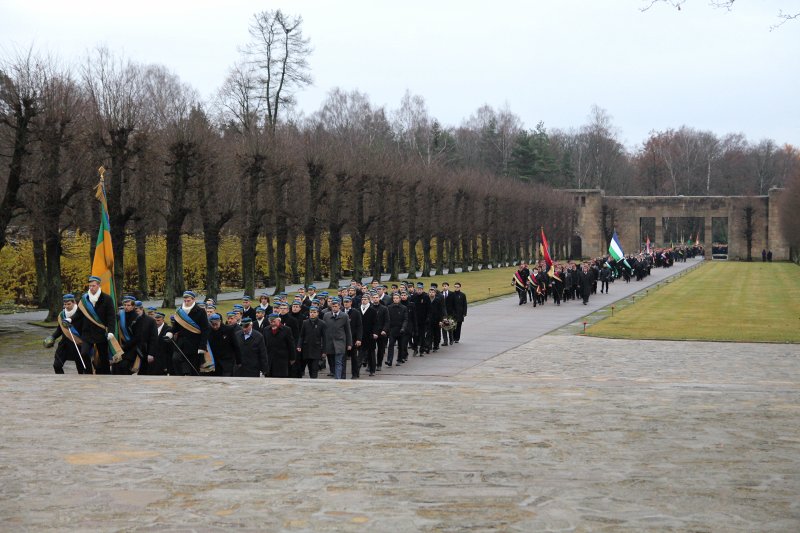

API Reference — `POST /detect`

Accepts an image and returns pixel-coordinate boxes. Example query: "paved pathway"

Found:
[373,258,703,381]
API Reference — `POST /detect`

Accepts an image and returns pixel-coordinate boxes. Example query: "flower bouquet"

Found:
[441,316,457,332]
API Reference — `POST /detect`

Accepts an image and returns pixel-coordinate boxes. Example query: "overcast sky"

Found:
[2,0,798,149]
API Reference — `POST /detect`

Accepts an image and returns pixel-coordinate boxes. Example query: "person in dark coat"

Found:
[45,293,88,374]
[234,317,268,377]
[150,311,173,375]
[278,302,302,378]
[399,290,416,361]
[209,313,241,377]
[78,275,117,374]
[440,282,455,346]
[579,264,594,305]
[113,295,141,375]
[358,294,379,376]
[343,296,363,378]
[264,313,296,378]
[451,282,468,343]
[427,287,447,352]
[296,306,327,378]
[168,291,210,376]
[134,300,158,375]
[385,292,408,367]
[371,292,390,370]
[241,295,258,322]
[410,283,430,355]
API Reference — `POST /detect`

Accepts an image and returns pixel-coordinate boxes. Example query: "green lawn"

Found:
[588,262,800,343]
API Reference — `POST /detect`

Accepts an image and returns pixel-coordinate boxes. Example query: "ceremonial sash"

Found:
[201,341,216,373]
[79,293,106,331]
[107,332,125,364]
[513,272,527,290]
[174,307,201,334]
[118,310,132,343]
[58,312,82,345]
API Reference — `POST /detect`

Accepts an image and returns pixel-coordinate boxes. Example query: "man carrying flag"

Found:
[78,275,117,374]
[608,230,625,263]
[540,228,555,279]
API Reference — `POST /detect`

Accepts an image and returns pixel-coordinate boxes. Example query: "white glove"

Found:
[197,349,204,354]
[107,332,114,341]
[64,317,72,324]
[165,332,173,339]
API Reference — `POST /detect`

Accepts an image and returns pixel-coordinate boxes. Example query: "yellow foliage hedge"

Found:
[0,232,479,304]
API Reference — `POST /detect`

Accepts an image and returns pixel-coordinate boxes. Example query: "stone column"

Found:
[704,216,713,260]
[655,216,663,248]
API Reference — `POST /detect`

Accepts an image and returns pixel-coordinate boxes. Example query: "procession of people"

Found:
[512,245,703,307]
[44,277,468,379]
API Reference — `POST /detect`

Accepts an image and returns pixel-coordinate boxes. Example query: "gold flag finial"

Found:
[98,166,106,180]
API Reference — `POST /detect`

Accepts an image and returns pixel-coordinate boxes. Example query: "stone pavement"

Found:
[1,335,798,531]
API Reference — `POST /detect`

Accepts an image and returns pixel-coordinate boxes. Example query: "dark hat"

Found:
[62,293,76,301]
[122,295,135,303]
[308,285,316,290]
[241,317,253,325]
[343,296,352,302]
[155,311,165,318]
[183,290,197,299]
[268,313,281,320]
[87,275,101,283]
[309,306,319,312]
[146,306,157,312]
[242,295,252,301]
[233,304,244,311]
[416,282,424,288]
[226,311,236,317]
[256,307,266,314]
[430,283,438,288]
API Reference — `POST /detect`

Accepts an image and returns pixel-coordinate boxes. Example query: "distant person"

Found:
[762,249,767,262]
[451,282,468,343]
[767,250,773,262]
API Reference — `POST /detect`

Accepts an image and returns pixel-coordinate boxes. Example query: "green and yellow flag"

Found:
[92,167,117,314]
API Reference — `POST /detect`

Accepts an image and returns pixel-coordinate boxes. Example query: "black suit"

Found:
[209,324,241,377]
[79,291,117,374]
[264,325,296,378]
[345,306,363,378]
[427,294,447,351]
[135,313,158,375]
[359,305,379,375]
[451,291,467,342]
[441,290,455,344]
[241,306,258,323]
[151,322,173,375]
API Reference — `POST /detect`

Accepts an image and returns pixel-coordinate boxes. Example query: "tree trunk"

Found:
[265,230,276,290]
[274,223,287,293]
[203,228,222,301]
[328,225,342,289]
[373,234,384,281]
[471,236,480,271]
[32,232,47,306]
[447,239,456,274]
[481,234,490,269]
[461,237,470,273]
[0,96,34,252]
[422,237,432,277]
[314,232,322,281]
[352,231,365,282]
[43,228,62,321]
[241,228,258,299]
[389,242,400,281]
[162,228,184,308]
[435,236,444,275]
[407,237,418,279]
[135,222,149,298]
[289,230,300,284]
[303,225,315,288]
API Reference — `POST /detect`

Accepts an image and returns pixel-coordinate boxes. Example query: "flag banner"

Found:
[608,231,624,261]
[540,228,553,268]
[645,236,651,254]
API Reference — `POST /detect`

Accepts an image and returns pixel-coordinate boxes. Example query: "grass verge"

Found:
[587,262,800,343]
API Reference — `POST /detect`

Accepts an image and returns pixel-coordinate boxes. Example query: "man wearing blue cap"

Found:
[44,294,88,374]
[343,296,362,378]
[234,317,268,377]
[296,306,326,378]
[206,313,240,377]
[167,291,210,375]
[322,298,352,379]
[264,313,295,378]
[150,311,173,375]
[134,300,158,375]
[241,296,257,322]
[113,296,142,375]
[78,275,117,374]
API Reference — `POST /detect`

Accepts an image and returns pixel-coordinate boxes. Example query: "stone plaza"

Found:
[1,260,799,531]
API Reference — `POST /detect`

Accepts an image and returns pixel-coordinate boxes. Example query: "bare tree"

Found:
[83,47,145,299]
[0,48,42,252]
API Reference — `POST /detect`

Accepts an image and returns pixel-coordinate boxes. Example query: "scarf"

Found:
[64,306,77,319]
[88,289,100,304]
